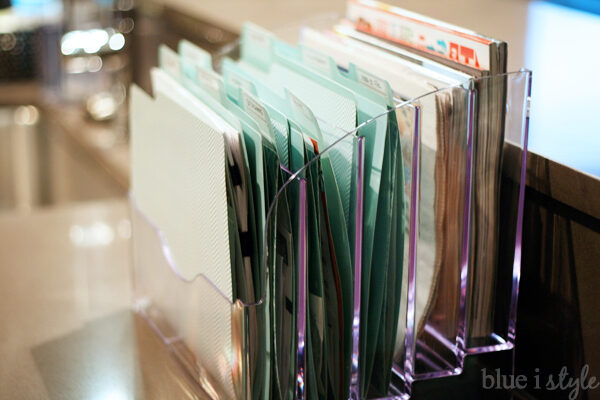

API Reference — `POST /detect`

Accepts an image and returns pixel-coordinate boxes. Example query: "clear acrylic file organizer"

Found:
[129,43,532,399]
[381,70,532,400]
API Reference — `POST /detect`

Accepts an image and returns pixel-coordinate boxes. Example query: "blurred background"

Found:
[1,0,599,213]
[0,0,598,399]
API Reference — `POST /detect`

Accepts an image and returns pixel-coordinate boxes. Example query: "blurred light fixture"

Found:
[87,55,103,72]
[118,18,134,34]
[65,56,88,74]
[69,222,115,247]
[83,29,109,54]
[0,33,17,51]
[61,28,125,55]
[116,0,134,11]
[108,33,125,51]
[117,219,131,239]
[86,91,118,121]
[13,105,39,126]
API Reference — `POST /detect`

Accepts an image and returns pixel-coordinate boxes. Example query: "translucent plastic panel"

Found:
[131,201,248,399]
[305,83,474,398]
[262,170,307,400]
[271,124,362,400]
[131,168,307,400]
[278,93,420,399]
[372,84,473,398]
[464,70,532,352]
[372,71,531,399]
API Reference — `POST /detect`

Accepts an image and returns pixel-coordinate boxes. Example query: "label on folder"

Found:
[346,0,492,70]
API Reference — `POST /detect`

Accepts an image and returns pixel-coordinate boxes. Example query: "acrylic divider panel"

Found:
[372,71,532,399]
[263,168,309,400]
[268,13,473,395]
[131,201,247,399]
[288,93,427,399]
[374,84,473,398]
[131,168,308,400]
[275,122,364,400]
[464,71,532,353]
[360,100,420,400]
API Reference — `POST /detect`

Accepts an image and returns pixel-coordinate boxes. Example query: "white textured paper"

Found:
[130,84,231,301]
[131,84,237,397]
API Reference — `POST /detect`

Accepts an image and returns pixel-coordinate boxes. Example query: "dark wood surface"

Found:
[514,151,600,400]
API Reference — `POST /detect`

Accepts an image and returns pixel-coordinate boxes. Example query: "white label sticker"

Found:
[196,67,220,97]
[242,92,268,125]
[160,46,181,79]
[356,68,387,96]
[245,25,271,51]
[227,71,254,93]
[288,91,313,122]
[180,40,211,68]
[302,48,331,74]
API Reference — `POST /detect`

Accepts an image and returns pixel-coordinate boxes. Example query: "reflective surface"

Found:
[0,105,126,212]
[0,200,208,399]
